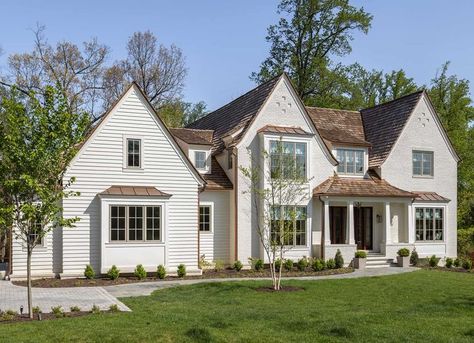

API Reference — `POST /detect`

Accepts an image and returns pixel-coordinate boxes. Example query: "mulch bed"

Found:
[254,286,305,292]
[0,310,118,324]
[13,267,354,288]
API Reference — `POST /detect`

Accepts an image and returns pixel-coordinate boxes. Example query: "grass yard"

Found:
[2,270,474,342]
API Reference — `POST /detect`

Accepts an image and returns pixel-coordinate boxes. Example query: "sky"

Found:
[1,0,473,111]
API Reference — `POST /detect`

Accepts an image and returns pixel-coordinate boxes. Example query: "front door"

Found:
[354,207,373,250]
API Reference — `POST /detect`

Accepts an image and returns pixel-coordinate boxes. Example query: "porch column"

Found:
[324,200,331,245]
[347,201,355,245]
[384,202,392,245]
[407,202,415,244]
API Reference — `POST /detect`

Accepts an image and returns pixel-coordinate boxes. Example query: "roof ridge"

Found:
[171,127,214,133]
[361,89,425,112]
[306,106,360,114]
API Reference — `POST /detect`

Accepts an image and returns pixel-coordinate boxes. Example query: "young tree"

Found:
[0,85,89,318]
[240,140,310,290]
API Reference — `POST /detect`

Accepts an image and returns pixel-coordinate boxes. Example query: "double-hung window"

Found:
[413,151,433,177]
[270,205,307,246]
[270,141,307,179]
[110,205,162,242]
[195,151,207,170]
[415,207,443,241]
[127,139,141,168]
[336,149,364,175]
[199,205,212,232]
[28,220,44,247]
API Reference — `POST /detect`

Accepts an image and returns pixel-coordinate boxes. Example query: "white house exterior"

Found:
[6,74,459,278]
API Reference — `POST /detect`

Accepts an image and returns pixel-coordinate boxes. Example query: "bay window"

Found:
[270,205,307,246]
[110,205,162,242]
[415,207,443,241]
[336,149,364,175]
[270,140,307,179]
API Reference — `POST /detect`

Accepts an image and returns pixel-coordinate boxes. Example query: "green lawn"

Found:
[3,270,474,342]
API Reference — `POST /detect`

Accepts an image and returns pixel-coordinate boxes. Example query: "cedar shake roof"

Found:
[257,125,313,136]
[187,74,282,154]
[100,185,171,197]
[361,91,424,167]
[313,171,415,198]
[306,107,371,147]
[170,128,214,146]
[414,191,449,202]
[202,157,233,190]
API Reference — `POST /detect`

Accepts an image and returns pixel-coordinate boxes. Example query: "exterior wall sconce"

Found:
[376,214,382,223]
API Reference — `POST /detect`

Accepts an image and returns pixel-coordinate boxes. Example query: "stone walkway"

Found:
[0,281,130,313]
[105,267,418,297]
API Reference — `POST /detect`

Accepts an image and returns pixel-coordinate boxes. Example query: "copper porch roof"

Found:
[313,172,415,198]
[413,191,450,202]
[169,128,214,146]
[202,157,233,190]
[257,125,313,136]
[100,186,171,197]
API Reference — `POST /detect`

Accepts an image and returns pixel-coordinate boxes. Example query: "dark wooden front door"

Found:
[354,207,373,250]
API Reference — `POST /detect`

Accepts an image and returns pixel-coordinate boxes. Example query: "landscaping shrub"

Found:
[84,264,95,280]
[70,306,81,312]
[335,250,344,269]
[107,265,120,280]
[109,304,119,312]
[326,258,336,269]
[214,260,225,272]
[0,310,15,321]
[233,260,243,271]
[91,305,101,314]
[312,258,325,271]
[429,255,439,267]
[134,264,147,280]
[397,248,410,257]
[297,258,308,271]
[445,257,453,268]
[462,259,472,270]
[454,258,461,267]
[275,258,282,272]
[32,306,41,314]
[355,250,367,258]
[177,264,186,278]
[51,306,64,318]
[284,259,294,271]
[254,259,264,271]
[199,255,211,269]
[157,265,166,279]
[410,249,419,266]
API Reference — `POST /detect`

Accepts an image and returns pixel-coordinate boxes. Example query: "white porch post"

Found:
[407,202,415,244]
[324,200,331,245]
[347,201,355,245]
[384,202,392,245]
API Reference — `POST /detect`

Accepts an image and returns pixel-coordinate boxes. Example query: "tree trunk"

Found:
[26,247,33,319]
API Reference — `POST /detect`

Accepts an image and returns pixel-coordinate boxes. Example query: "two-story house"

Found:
[6,73,458,278]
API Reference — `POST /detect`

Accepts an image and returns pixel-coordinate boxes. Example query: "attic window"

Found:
[195,151,207,170]
[127,139,141,168]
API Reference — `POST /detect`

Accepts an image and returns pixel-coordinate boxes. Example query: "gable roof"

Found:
[306,107,371,147]
[70,82,205,187]
[169,128,214,146]
[187,74,282,154]
[360,91,424,167]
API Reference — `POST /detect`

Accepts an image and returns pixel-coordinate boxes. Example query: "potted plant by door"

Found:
[397,248,410,267]
[353,250,367,269]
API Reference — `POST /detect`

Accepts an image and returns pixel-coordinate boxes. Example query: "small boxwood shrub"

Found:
[335,250,344,269]
[454,257,461,267]
[70,306,81,312]
[410,249,419,266]
[284,259,294,271]
[51,306,64,318]
[91,305,101,314]
[214,260,225,272]
[84,264,95,280]
[274,258,282,272]
[254,259,264,271]
[355,250,367,258]
[326,258,336,269]
[462,259,472,270]
[312,258,325,271]
[109,304,119,312]
[32,306,41,314]
[233,260,243,271]
[297,258,308,271]
[397,248,410,257]
[107,265,120,280]
[445,257,453,268]
[429,255,438,267]
[134,264,147,280]
[177,264,186,278]
[156,265,166,279]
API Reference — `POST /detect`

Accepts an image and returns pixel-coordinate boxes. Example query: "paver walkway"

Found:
[0,281,130,313]
[105,266,418,297]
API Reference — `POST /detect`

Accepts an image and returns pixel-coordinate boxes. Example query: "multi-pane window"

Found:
[195,151,207,169]
[270,205,307,246]
[28,221,44,246]
[110,205,161,242]
[270,141,307,179]
[413,151,433,176]
[336,149,364,175]
[127,139,141,168]
[199,206,211,232]
[415,207,443,241]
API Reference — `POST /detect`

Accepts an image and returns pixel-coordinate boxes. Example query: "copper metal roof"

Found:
[100,186,171,197]
[257,125,313,136]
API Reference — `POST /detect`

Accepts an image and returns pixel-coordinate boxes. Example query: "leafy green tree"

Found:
[252,0,372,103]
[157,99,207,128]
[0,85,89,318]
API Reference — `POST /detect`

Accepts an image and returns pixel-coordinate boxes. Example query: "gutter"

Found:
[233,149,238,262]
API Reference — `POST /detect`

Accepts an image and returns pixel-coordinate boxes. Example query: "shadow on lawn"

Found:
[320,326,354,339]
[186,327,213,343]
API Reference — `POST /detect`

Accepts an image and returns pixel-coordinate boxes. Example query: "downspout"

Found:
[233,149,238,262]
[198,188,202,269]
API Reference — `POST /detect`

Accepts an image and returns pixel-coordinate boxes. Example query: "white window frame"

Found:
[335,148,365,176]
[412,150,434,178]
[268,139,308,180]
[123,135,144,171]
[199,202,214,233]
[270,205,308,247]
[189,145,211,173]
[194,151,207,170]
[413,204,445,242]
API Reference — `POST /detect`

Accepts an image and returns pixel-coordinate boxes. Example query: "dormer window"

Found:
[127,138,141,168]
[194,151,207,170]
[336,148,364,175]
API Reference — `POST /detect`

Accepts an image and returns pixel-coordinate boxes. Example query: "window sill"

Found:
[412,175,434,179]
[199,231,213,234]
[105,241,164,246]
[415,241,445,244]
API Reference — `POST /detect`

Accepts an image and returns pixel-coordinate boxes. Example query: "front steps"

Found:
[366,253,395,268]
